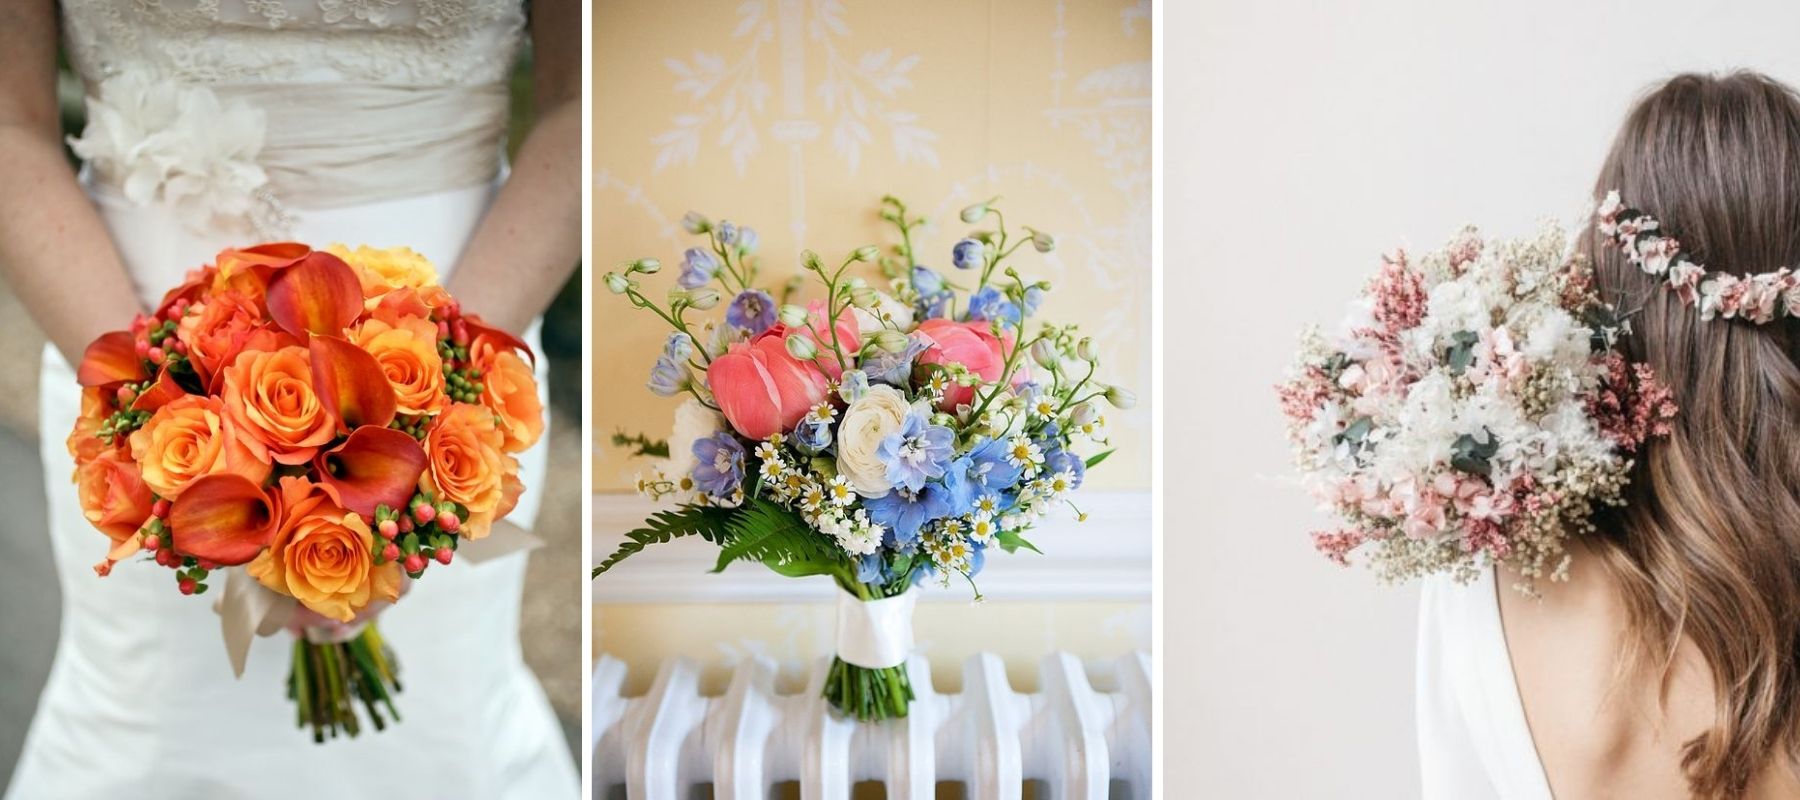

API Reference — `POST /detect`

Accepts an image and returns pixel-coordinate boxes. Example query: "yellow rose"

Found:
[326,244,440,297]
[249,477,401,622]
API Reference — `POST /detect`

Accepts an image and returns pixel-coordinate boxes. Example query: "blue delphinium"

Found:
[965,285,1021,328]
[856,553,887,585]
[690,432,745,497]
[717,220,741,247]
[837,369,871,403]
[878,413,955,491]
[951,238,985,270]
[911,265,954,319]
[861,334,928,387]
[866,484,953,547]
[962,436,1026,495]
[646,332,693,396]
[677,247,719,289]
[737,226,759,254]
[1021,285,1045,317]
[726,288,777,334]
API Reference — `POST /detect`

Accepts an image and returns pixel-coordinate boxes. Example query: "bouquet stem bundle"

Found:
[824,657,914,722]
[288,624,401,743]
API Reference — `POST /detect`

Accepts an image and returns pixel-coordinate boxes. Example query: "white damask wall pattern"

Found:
[594,0,1152,493]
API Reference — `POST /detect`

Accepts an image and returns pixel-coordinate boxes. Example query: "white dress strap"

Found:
[1416,569,1555,799]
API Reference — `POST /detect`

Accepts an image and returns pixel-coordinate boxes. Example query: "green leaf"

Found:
[996,530,1042,555]
[591,504,738,578]
[1084,449,1115,469]
[711,498,848,578]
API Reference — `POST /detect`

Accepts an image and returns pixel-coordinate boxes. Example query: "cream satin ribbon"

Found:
[834,588,919,669]
[213,520,542,677]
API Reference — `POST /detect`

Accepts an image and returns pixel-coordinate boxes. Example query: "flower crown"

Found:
[1597,190,1800,323]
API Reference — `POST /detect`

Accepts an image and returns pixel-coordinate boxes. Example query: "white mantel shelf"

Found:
[590,490,1151,604]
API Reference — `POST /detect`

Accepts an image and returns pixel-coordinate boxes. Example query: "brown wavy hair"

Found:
[1584,71,1800,797]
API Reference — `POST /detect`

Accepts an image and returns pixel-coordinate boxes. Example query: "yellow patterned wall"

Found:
[592,0,1153,491]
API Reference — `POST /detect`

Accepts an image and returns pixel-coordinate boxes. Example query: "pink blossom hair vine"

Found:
[1597,190,1800,324]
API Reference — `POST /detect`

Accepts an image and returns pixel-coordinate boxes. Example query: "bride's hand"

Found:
[444,0,581,335]
[286,577,412,637]
[0,3,149,364]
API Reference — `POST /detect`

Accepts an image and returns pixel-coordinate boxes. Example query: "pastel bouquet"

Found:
[71,243,543,741]
[595,196,1130,721]
[1277,220,1677,589]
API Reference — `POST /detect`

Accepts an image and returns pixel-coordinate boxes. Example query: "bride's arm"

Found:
[0,4,145,364]
[446,0,582,335]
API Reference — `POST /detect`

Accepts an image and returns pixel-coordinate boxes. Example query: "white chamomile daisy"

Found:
[1005,435,1045,471]
[826,476,854,505]
[1030,396,1058,421]
[1047,470,1075,495]
[799,482,827,513]
[754,441,782,462]
[968,513,997,543]
[807,400,838,423]
[972,494,1001,516]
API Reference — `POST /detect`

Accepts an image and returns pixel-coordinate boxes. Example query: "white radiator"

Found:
[591,651,1153,799]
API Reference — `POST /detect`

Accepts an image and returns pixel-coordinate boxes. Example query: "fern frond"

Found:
[711,498,847,579]
[591,504,736,578]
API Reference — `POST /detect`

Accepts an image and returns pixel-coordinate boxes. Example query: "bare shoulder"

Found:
[1497,545,1710,799]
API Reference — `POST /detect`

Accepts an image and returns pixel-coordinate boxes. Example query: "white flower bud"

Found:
[1030,339,1060,370]
[1030,229,1056,253]
[866,329,909,353]
[681,211,710,234]
[633,258,661,274]
[801,250,823,272]
[688,287,722,310]
[604,273,630,294]
[1104,385,1136,409]
[1070,401,1100,427]
[960,202,990,224]
[785,335,819,360]
[852,245,880,262]
[778,304,809,327]
[1076,337,1097,362]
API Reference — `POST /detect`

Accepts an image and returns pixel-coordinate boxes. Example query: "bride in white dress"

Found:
[0,2,580,797]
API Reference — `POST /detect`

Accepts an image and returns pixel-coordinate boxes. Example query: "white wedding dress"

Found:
[6,3,576,798]
[1416,570,1554,799]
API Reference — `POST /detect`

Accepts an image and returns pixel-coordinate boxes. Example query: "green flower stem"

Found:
[286,624,403,743]
[622,285,711,366]
[977,208,1010,292]
[1057,360,1099,415]
[969,329,1052,422]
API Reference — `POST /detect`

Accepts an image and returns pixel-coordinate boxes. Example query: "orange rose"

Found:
[350,315,447,417]
[421,403,507,539]
[129,395,270,499]
[67,386,113,469]
[470,339,542,454]
[75,449,153,565]
[248,477,401,622]
[222,346,336,465]
[176,290,265,382]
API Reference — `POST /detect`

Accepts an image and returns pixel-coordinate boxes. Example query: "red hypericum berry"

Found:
[451,320,470,347]
[143,534,161,552]
[382,542,401,562]
[147,347,165,364]
[197,559,218,570]
[155,549,178,568]
[413,503,436,524]
[403,554,426,573]
[434,548,453,565]
[398,516,414,534]
[171,339,189,355]
[134,338,151,357]
[378,519,399,538]
[437,511,460,533]
[116,385,136,404]
[437,320,451,339]
[178,578,197,595]
[152,498,171,518]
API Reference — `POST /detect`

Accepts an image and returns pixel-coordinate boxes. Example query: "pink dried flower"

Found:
[1368,255,1429,333]
[1312,528,1368,566]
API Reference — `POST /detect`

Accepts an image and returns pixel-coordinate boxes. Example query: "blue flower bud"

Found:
[952,238,985,271]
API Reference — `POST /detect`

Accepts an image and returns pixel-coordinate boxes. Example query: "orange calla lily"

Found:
[129,368,189,412]
[316,426,427,518]
[76,331,148,387]
[463,315,535,367]
[167,473,278,566]
[267,252,363,338]
[308,335,397,431]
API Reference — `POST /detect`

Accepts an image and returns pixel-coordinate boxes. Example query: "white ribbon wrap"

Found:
[834,588,918,669]
[301,620,371,645]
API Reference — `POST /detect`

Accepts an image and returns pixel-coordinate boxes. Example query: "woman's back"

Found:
[1499,540,1800,798]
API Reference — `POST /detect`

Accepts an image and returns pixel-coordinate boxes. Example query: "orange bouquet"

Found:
[70,243,543,741]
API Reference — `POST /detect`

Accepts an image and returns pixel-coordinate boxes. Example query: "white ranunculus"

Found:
[666,397,724,481]
[836,384,911,497]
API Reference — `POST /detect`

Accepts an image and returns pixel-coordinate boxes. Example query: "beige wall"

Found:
[593,0,1152,492]
[591,0,1153,696]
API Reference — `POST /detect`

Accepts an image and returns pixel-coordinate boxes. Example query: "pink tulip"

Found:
[709,335,832,440]
[915,318,1012,409]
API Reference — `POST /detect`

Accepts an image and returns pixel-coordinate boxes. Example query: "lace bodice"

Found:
[60,0,526,87]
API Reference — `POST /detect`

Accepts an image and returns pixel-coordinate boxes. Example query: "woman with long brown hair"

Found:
[1421,71,1800,799]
